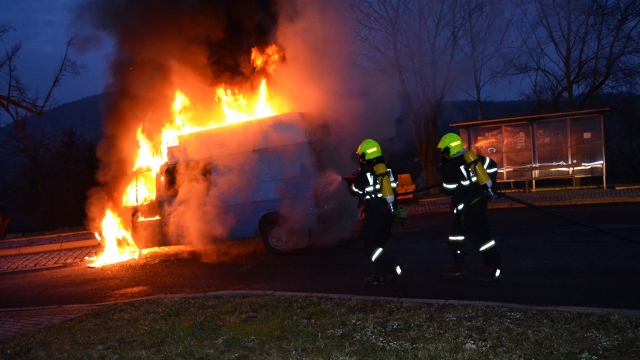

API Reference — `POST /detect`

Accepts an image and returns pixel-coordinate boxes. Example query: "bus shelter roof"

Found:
[449,108,610,129]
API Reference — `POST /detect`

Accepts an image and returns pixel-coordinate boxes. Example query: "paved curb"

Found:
[0,239,99,257]
[178,291,640,317]
[0,304,97,341]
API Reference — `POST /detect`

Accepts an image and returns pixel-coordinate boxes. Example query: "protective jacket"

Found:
[350,157,398,211]
[441,150,498,214]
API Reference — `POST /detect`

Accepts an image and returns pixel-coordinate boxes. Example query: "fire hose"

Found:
[402,184,638,244]
[493,190,639,244]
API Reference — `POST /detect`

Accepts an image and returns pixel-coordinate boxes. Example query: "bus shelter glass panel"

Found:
[534,119,569,177]
[502,123,532,180]
[460,128,469,149]
[569,116,603,176]
[469,125,503,171]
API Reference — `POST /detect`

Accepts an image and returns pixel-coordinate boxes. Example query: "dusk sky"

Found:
[1,0,112,105]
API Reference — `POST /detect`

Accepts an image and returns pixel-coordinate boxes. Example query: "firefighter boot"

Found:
[383,262,406,284]
[478,267,503,282]
[443,251,467,277]
[364,275,386,285]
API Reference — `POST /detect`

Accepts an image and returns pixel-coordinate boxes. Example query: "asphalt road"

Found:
[0,202,639,311]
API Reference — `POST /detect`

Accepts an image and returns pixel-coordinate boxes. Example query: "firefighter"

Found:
[349,138,404,285]
[437,133,503,281]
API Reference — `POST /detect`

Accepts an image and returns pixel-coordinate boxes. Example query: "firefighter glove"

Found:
[394,205,409,225]
[483,184,495,201]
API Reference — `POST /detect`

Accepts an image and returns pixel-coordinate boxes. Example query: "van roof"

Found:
[167,112,309,163]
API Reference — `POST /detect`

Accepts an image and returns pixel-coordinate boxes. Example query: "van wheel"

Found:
[259,213,288,253]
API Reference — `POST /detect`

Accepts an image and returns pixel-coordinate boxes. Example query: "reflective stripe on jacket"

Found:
[350,165,398,206]
[440,152,497,213]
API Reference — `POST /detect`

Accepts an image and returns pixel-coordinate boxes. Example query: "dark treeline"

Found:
[0,99,100,235]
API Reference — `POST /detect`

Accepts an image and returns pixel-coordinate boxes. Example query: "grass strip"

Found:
[1,295,639,359]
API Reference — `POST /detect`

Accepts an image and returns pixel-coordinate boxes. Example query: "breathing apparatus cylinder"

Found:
[463,150,493,189]
[373,162,395,212]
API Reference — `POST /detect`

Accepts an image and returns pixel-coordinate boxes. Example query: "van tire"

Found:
[259,213,288,253]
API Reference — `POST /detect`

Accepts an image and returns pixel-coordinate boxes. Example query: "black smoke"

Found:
[77,0,279,85]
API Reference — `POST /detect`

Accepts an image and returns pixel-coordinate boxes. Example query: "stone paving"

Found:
[0,305,97,341]
[0,186,638,343]
[0,231,98,256]
[0,247,98,274]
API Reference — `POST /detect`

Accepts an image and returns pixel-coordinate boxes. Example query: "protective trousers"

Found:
[448,198,501,269]
[359,205,399,277]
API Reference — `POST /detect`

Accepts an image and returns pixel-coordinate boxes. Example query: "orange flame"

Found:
[216,79,277,122]
[122,171,157,207]
[90,44,287,267]
[251,44,284,74]
[87,208,139,268]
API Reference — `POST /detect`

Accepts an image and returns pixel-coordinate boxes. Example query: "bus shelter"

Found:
[451,108,609,191]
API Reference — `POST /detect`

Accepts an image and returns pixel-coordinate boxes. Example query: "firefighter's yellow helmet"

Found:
[356,138,383,161]
[437,133,465,158]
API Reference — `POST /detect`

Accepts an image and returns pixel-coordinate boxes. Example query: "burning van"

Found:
[130,112,344,253]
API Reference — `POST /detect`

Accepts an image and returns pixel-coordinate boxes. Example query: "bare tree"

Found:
[460,0,516,119]
[605,93,640,183]
[1,23,87,232]
[0,23,83,151]
[351,0,467,188]
[512,0,640,111]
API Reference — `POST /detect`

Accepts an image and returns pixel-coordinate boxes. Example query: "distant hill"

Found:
[0,93,104,146]
[36,94,104,143]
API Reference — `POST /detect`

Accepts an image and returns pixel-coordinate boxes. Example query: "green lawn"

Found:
[1,295,639,359]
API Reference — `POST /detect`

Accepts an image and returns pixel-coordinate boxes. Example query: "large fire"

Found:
[87,45,288,267]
